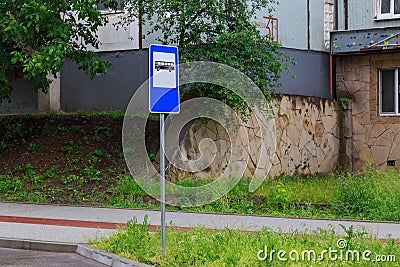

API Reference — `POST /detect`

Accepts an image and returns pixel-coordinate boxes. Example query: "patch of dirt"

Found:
[0,113,159,204]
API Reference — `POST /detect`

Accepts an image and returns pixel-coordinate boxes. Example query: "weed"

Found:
[58,141,81,154]
[69,157,81,164]
[4,123,24,140]
[0,175,23,193]
[26,192,48,203]
[339,224,368,242]
[61,175,85,185]
[94,126,113,140]
[23,164,36,180]
[93,149,104,157]
[0,141,7,152]
[42,124,55,136]
[338,97,350,107]
[26,142,42,153]
[273,182,290,209]
[57,125,68,132]
[82,166,102,181]
[148,153,156,162]
[87,149,104,163]
[68,125,84,134]
[11,165,23,174]
[43,166,59,179]
[116,175,145,195]
[47,111,59,119]
[31,175,44,186]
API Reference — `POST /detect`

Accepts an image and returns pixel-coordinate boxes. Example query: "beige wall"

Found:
[336,53,400,170]
[38,73,61,112]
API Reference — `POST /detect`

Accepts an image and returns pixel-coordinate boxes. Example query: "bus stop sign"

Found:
[149,44,180,114]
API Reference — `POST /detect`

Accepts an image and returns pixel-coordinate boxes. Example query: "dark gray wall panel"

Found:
[277,48,330,98]
[61,50,149,112]
[0,79,37,113]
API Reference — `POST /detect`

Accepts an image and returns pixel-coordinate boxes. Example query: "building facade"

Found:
[332,0,400,170]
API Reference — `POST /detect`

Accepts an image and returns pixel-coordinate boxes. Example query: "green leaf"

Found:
[0,0,114,99]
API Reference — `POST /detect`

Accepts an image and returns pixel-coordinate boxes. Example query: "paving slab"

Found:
[0,202,399,244]
[0,221,113,244]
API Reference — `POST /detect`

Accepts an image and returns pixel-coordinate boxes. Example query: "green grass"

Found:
[253,173,338,203]
[91,217,400,267]
[104,168,400,222]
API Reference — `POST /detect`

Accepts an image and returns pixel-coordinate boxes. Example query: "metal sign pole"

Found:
[149,44,179,258]
[160,113,166,257]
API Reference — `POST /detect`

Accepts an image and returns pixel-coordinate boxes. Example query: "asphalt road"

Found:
[0,247,106,267]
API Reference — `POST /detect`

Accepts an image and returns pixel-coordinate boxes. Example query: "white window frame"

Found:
[376,0,400,20]
[379,69,400,116]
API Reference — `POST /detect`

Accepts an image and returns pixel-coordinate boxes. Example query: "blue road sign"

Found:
[149,44,180,114]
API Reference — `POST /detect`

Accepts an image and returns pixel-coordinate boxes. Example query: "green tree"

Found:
[122,0,290,114]
[0,0,118,100]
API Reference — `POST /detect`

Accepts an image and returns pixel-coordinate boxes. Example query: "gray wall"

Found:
[60,48,330,112]
[0,78,38,114]
[61,49,148,112]
[260,0,326,51]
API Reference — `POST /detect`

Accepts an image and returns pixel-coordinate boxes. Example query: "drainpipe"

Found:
[330,54,333,98]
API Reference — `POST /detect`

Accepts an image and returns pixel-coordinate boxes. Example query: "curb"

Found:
[0,238,77,253]
[76,245,153,267]
[0,238,153,267]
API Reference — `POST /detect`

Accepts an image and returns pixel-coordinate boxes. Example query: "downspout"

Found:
[330,54,333,98]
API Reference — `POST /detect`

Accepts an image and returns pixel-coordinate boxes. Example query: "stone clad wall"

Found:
[269,96,340,176]
[336,53,400,170]
[168,95,341,179]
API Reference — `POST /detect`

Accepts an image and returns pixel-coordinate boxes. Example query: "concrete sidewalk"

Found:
[0,202,399,244]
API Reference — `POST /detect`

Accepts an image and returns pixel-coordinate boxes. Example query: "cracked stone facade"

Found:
[336,53,400,171]
[168,95,341,179]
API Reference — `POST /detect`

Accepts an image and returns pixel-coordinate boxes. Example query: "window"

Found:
[97,0,123,14]
[379,69,400,115]
[377,0,400,19]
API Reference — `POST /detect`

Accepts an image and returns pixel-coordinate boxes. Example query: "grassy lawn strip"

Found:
[90,217,400,266]
[110,168,400,222]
